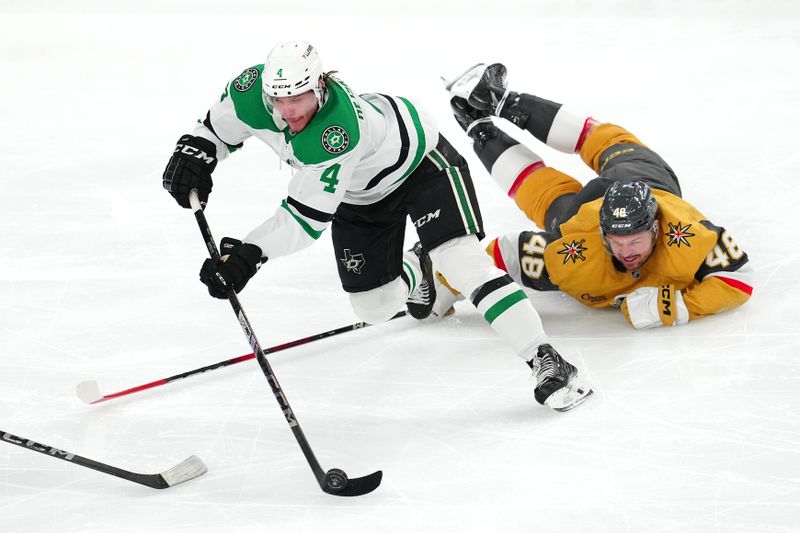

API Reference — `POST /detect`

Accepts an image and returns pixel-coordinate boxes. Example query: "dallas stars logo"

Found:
[557,239,588,264]
[321,125,349,154]
[233,68,259,92]
[666,221,695,248]
[340,249,365,274]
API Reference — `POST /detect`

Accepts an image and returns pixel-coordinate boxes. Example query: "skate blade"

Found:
[442,63,487,95]
[545,380,594,412]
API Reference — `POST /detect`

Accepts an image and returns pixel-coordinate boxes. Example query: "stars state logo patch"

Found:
[557,239,588,264]
[340,249,365,274]
[321,126,349,154]
[665,221,695,248]
[233,68,259,92]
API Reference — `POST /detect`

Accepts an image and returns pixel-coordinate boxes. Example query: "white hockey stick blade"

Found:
[76,380,101,404]
[160,455,208,487]
[545,380,595,413]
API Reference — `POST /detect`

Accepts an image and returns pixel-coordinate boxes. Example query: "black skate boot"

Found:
[450,96,499,149]
[445,63,511,114]
[527,344,593,412]
[445,63,530,127]
[405,242,437,320]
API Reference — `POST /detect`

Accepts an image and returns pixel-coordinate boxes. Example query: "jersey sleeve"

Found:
[243,151,360,259]
[682,220,753,319]
[486,230,560,292]
[191,82,253,163]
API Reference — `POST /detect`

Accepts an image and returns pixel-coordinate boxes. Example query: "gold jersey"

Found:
[488,188,752,321]
[482,121,752,323]
[538,190,751,319]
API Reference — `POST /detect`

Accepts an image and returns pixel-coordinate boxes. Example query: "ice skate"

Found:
[405,242,436,319]
[443,63,510,114]
[450,96,493,135]
[528,344,593,412]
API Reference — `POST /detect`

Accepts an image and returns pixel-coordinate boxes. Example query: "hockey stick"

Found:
[76,311,407,405]
[188,190,382,497]
[1,430,206,489]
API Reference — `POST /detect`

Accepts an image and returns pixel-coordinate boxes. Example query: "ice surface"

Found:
[2,1,799,531]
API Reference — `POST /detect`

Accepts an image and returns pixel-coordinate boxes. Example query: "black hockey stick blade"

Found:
[322,469,383,497]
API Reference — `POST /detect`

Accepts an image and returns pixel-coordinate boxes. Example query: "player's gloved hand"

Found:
[450,96,493,135]
[199,238,264,299]
[162,134,218,209]
[615,285,689,329]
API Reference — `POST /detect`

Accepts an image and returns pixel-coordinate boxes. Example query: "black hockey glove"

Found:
[199,238,264,299]
[162,134,218,209]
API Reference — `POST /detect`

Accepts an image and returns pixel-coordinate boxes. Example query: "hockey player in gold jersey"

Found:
[442,64,753,329]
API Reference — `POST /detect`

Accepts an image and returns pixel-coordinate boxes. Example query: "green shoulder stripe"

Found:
[290,77,362,165]
[228,64,280,131]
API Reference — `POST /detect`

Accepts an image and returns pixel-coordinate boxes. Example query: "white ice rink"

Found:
[2,1,799,531]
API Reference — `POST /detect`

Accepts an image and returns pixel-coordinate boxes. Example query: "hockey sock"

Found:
[500,93,596,154]
[349,278,407,324]
[470,127,546,198]
[469,275,547,357]
[431,236,548,359]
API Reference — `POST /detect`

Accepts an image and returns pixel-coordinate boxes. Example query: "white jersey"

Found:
[193,65,438,260]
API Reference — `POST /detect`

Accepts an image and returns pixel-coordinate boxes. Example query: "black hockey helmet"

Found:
[599,181,658,236]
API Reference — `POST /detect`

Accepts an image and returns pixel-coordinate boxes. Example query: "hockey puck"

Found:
[324,468,348,491]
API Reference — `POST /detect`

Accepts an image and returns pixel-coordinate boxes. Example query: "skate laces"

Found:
[533,345,561,382]
[537,355,557,380]
[407,278,431,305]
[494,89,512,117]
[407,243,433,306]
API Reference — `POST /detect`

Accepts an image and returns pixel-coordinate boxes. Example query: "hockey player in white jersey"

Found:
[162,41,592,411]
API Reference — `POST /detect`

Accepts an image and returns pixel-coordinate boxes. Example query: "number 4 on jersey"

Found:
[321,164,340,193]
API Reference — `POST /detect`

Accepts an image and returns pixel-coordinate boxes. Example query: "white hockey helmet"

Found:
[263,41,326,106]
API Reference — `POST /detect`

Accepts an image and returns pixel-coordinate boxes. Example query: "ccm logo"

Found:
[2,432,75,460]
[414,209,441,228]
[660,285,672,316]
[175,144,215,164]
